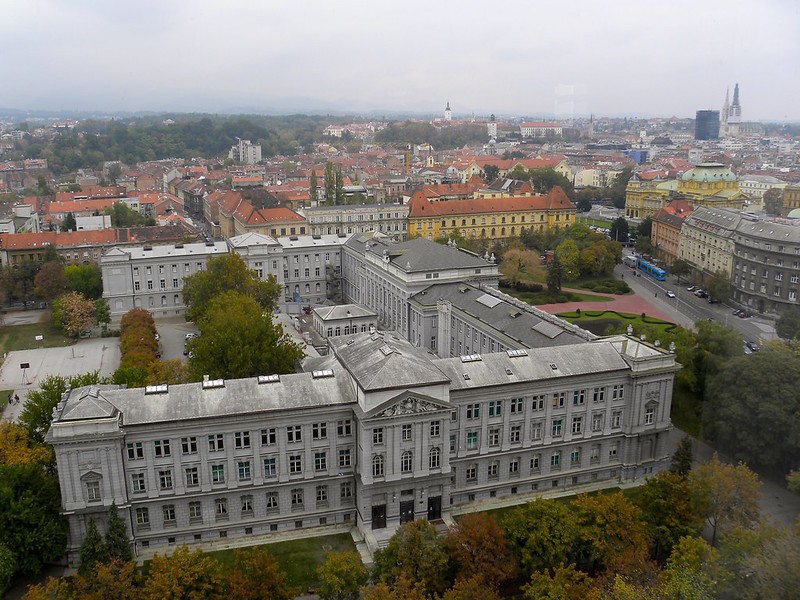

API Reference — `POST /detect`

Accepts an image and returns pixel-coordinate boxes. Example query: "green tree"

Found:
[704,352,800,469]
[34,261,68,302]
[609,217,630,245]
[522,564,600,600]
[668,258,692,284]
[104,202,154,227]
[105,502,132,562]
[181,253,279,322]
[789,470,800,493]
[0,543,15,594]
[442,575,503,600]
[482,165,499,183]
[688,454,761,546]
[762,187,783,215]
[0,463,67,576]
[735,526,800,600]
[776,305,800,340]
[79,519,108,576]
[94,298,111,332]
[316,551,369,600]
[705,270,731,302]
[636,471,702,562]
[637,217,653,239]
[372,520,450,598]
[310,170,318,204]
[65,264,103,299]
[445,512,516,587]
[106,163,122,185]
[228,546,296,600]
[576,198,592,212]
[692,320,743,394]
[661,536,729,600]
[555,238,580,281]
[502,498,582,575]
[190,291,304,380]
[19,372,101,445]
[670,435,694,476]
[51,291,95,337]
[634,236,653,256]
[547,253,564,296]
[335,166,345,205]
[142,546,225,600]
[324,161,335,203]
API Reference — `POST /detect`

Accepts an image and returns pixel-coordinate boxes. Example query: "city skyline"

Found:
[2,0,799,121]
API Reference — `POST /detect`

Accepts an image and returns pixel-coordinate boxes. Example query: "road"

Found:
[616,258,776,346]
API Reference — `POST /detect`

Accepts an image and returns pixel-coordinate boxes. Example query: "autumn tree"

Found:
[361,576,427,600]
[146,359,191,385]
[502,498,582,575]
[661,536,729,599]
[142,546,225,600]
[79,519,108,576]
[441,575,503,600]
[522,564,601,600]
[372,520,451,597]
[316,551,369,600]
[555,238,580,281]
[445,512,516,586]
[500,248,537,286]
[34,261,68,302]
[572,491,649,574]
[181,252,280,322]
[51,291,95,337]
[734,526,800,599]
[762,187,783,215]
[687,454,761,546]
[62,558,139,600]
[0,423,53,466]
[227,546,296,600]
[635,471,702,562]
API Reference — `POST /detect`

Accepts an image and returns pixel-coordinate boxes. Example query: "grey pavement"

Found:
[0,338,120,423]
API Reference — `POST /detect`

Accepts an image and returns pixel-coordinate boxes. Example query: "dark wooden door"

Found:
[427,496,441,520]
[371,504,386,529]
[400,500,415,524]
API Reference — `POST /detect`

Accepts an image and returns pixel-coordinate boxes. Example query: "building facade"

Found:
[304,204,409,240]
[678,206,742,280]
[48,330,678,563]
[694,110,720,141]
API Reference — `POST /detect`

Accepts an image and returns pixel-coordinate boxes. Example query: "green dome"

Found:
[787,208,800,219]
[680,162,737,182]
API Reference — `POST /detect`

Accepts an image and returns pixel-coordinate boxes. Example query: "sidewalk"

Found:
[536,286,672,322]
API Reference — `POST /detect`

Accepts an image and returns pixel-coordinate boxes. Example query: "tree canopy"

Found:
[776,305,800,340]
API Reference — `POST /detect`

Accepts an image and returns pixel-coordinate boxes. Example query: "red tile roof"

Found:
[408,186,574,217]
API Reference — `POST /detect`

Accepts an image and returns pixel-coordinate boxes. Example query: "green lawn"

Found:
[576,216,613,229]
[501,286,614,306]
[0,319,72,355]
[557,310,676,337]
[205,532,357,589]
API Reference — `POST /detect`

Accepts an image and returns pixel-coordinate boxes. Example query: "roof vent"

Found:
[549,363,558,370]
[143,245,152,251]
[509,310,521,318]
[462,373,471,380]
[201,378,225,389]
[380,344,395,356]
[258,374,280,384]
[144,384,168,395]
[205,241,215,246]
[506,349,528,358]
[458,285,469,293]
[505,368,513,375]
[312,369,335,379]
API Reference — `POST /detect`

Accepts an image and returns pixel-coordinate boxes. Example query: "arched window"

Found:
[401,450,413,473]
[429,447,441,469]
[372,455,384,478]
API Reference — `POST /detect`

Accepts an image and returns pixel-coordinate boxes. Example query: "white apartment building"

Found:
[303,204,409,241]
[48,329,678,563]
[228,138,262,165]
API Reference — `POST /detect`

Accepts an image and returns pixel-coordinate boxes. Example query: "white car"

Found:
[666,291,676,298]
[185,332,197,340]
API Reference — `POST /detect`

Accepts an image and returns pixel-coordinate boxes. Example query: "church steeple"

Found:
[444,101,452,121]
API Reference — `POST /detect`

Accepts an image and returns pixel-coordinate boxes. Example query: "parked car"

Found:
[185,332,197,340]
[745,341,760,352]
[707,297,721,304]
[666,290,676,298]
[694,289,708,298]
[687,285,696,292]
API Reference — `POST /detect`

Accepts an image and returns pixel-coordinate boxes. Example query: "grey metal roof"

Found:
[409,282,592,348]
[330,332,450,392]
[313,304,377,322]
[435,342,630,390]
[346,235,491,273]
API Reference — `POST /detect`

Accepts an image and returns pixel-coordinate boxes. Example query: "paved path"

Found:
[536,285,672,322]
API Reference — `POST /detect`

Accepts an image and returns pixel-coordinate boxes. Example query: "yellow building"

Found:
[407,187,576,242]
[782,184,800,217]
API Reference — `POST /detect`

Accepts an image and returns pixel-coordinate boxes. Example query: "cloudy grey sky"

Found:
[2,0,798,120]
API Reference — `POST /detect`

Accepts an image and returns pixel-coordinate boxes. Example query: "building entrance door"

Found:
[427,496,442,520]
[371,504,386,529]
[400,500,415,524]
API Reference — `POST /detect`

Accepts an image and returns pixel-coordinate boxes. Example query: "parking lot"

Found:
[152,315,199,361]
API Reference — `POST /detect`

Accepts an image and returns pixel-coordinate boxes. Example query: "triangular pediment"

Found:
[364,390,450,420]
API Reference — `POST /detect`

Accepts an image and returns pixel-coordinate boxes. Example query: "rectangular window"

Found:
[338,448,351,468]
[509,424,521,443]
[509,457,520,474]
[234,431,250,449]
[211,464,225,483]
[593,387,606,403]
[182,436,197,454]
[238,461,251,481]
[291,488,304,506]
[571,449,581,465]
[466,464,477,481]
[208,434,224,451]
[552,419,563,437]
[241,495,253,513]
[401,424,413,441]
[488,400,502,417]
[185,467,199,487]
[159,470,173,490]
[532,395,545,411]
[287,425,302,443]
[216,498,228,516]
[592,413,603,432]
[487,461,498,479]
[189,502,202,520]
[261,428,276,445]
[312,422,327,440]
[612,412,622,428]
[488,428,500,447]
[154,439,171,458]
[163,504,176,523]
[645,406,655,425]
[289,455,303,474]
[266,492,279,510]
[551,452,561,467]
[136,507,149,525]
[430,420,441,437]
[86,480,101,501]
[466,431,479,450]
[132,473,146,493]
[572,389,585,406]
[373,428,384,445]
[612,384,625,401]
[315,451,327,471]
[466,404,481,420]
[337,420,352,436]
[530,455,541,471]
[552,392,565,409]
[341,482,353,499]
[126,442,144,460]
[609,445,619,460]
[531,421,543,440]
[450,434,456,453]
[510,398,523,414]
[316,485,328,505]
[572,416,583,434]
[263,457,277,477]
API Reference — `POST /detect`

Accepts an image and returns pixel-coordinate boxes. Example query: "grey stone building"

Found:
[48,330,678,563]
[303,203,409,241]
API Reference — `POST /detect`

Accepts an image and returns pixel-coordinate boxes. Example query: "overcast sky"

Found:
[2,0,798,120]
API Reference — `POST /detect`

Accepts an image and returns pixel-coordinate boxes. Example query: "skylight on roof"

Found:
[312,369,335,379]
[460,354,482,363]
[476,293,503,309]
[258,374,280,384]
[201,379,225,389]
[506,349,528,358]
[144,384,168,395]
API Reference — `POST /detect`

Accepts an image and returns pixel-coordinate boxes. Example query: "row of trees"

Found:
[375,122,488,149]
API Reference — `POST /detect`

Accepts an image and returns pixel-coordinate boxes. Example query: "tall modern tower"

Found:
[695,110,720,140]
